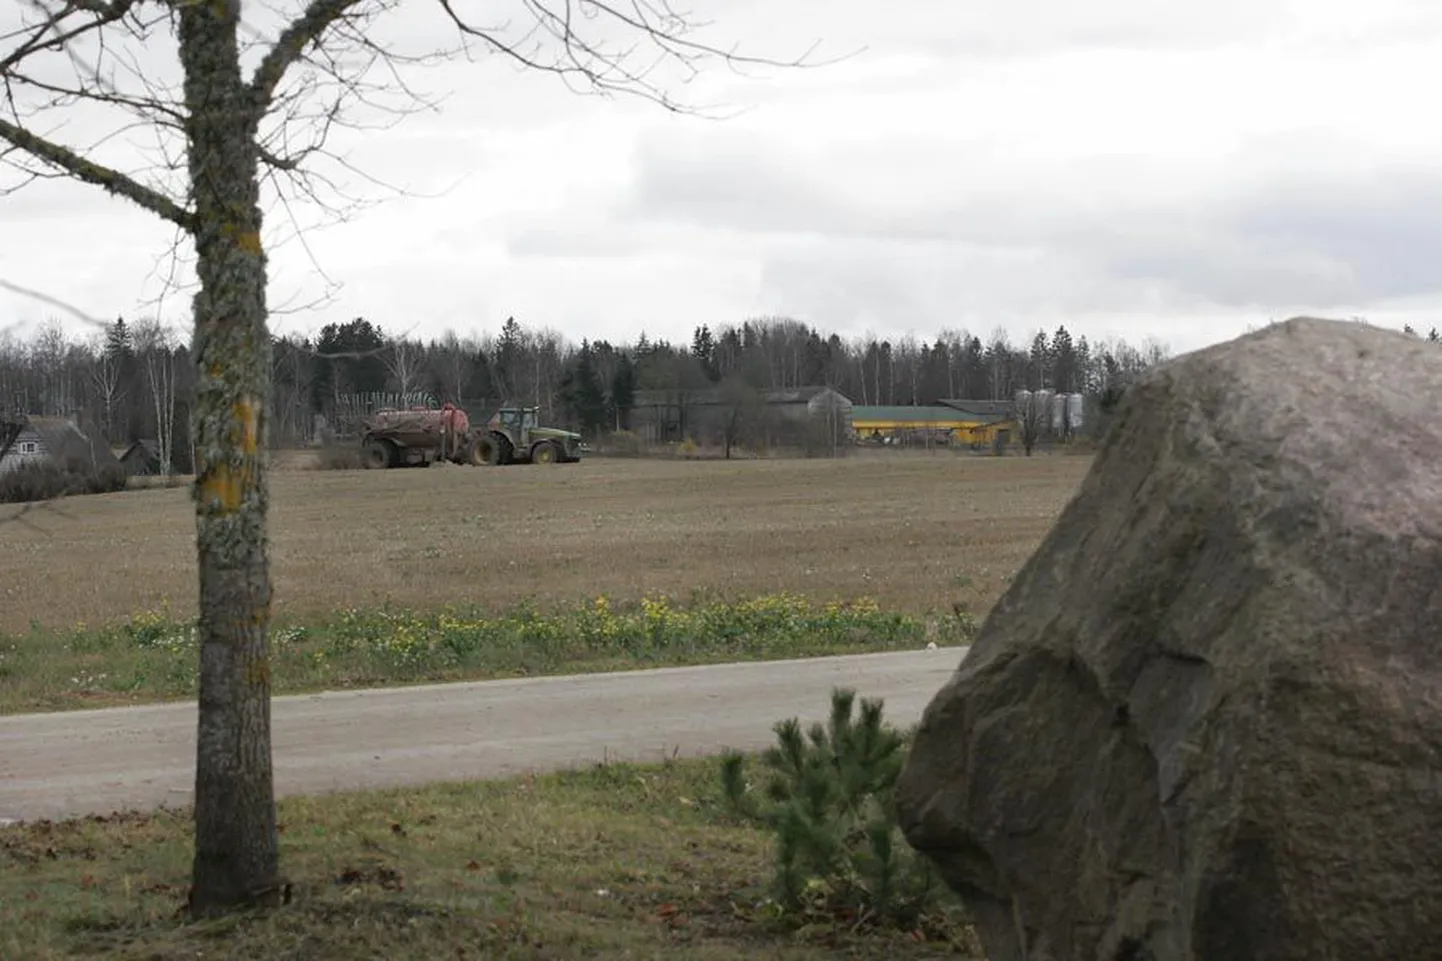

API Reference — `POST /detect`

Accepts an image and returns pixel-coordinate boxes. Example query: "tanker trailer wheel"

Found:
[363,439,392,469]
[531,441,560,465]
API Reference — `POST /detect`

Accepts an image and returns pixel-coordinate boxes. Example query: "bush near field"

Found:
[0,460,129,504]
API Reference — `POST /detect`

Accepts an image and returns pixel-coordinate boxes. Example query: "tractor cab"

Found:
[494,407,538,432]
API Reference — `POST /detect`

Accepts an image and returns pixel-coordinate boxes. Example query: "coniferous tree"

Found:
[691,324,720,382]
[610,354,637,431]
[721,688,945,928]
[560,340,607,437]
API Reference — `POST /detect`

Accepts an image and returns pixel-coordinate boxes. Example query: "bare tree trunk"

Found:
[145,343,177,475]
[162,350,174,474]
[88,342,124,440]
[179,1,279,919]
[385,338,421,395]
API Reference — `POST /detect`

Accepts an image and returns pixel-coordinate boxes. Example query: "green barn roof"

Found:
[851,405,1003,424]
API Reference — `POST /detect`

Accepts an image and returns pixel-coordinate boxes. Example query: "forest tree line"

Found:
[0,311,1263,464]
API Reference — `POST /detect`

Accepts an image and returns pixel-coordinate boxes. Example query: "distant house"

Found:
[629,386,853,447]
[852,400,1015,449]
[0,415,123,474]
[119,439,164,476]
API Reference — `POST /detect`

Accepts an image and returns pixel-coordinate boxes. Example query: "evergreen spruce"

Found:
[610,354,637,431]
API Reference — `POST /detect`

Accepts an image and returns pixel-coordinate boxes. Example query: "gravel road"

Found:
[0,648,966,825]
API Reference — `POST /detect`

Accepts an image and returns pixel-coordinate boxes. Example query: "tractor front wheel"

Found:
[531,441,560,465]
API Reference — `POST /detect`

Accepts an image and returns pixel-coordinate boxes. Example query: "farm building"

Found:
[629,386,853,447]
[852,402,1015,449]
[1013,390,1087,435]
[119,439,164,476]
[0,415,123,474]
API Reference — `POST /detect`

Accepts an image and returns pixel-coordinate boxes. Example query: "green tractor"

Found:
[473,407,586,465]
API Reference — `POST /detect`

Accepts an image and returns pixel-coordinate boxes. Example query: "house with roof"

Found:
[0,415,124,474]
[118,438,165,476]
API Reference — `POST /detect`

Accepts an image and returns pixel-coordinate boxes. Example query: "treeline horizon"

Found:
[2,312,1183,470]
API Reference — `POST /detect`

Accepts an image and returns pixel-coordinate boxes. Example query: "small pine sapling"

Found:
[720,687,944,927]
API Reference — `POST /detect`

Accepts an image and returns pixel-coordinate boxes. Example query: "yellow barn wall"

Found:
[852,419,1016,443]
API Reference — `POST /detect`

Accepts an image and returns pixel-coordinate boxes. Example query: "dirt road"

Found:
[0,648,966,824]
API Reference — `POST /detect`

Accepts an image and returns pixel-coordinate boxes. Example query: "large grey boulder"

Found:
[896,318,1442,960]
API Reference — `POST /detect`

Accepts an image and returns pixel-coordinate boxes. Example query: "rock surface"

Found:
[896,318,1442,961]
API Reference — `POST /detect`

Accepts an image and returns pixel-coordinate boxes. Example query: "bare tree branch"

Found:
[248,0,369,110]
[0,275,110,331]
[0,0,137,75]
[0,113,192,227]
[434,0,848,116]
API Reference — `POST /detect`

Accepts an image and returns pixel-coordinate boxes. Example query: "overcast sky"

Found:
[3,0,1441,355]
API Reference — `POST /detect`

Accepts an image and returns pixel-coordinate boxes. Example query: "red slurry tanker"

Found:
[359,403,484,469]
[359,403,586,469]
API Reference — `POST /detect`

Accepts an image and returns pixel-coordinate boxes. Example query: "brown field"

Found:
[0,452,1090,634]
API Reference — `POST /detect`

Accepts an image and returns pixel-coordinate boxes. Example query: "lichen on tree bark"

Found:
[177,0,281,918]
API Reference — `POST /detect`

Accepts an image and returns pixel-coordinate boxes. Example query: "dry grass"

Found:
[0,756,982,960]
[0,452,1089,634]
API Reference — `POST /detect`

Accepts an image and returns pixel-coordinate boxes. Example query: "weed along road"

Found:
[0,648,968,824]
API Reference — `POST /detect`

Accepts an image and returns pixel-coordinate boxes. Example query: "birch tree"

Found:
[434,329,477,404]
[134,319,179,474]
[87,332,127,439]
[384,335,422,395]
[30,320,76,416]
[1,0,815,919]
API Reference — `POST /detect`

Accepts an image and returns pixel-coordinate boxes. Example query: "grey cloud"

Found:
[1072,165,1442,309]
[1222,168,1442,303]
[619,129,1141,249]
[617,127,1442,314]
[755,234,1135,329]
[505,223,655,259]
[755,241,928,331]
[921,0,1293,57]
[704,0,1298,65]
[617,133,856,238]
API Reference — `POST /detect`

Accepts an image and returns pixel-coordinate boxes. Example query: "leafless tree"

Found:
[86,331,126,438]
[1015,389,1051,457]
[29,320,76,416]
[132,318,178,474]
[384,334,422,395]
[0,0,822,918]
[434,329,476,404]
[719,371,763,459]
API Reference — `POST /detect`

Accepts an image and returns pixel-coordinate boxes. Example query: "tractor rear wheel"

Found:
[466,438,488,466]
[363,439,392,469]
[477,435,500,466]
